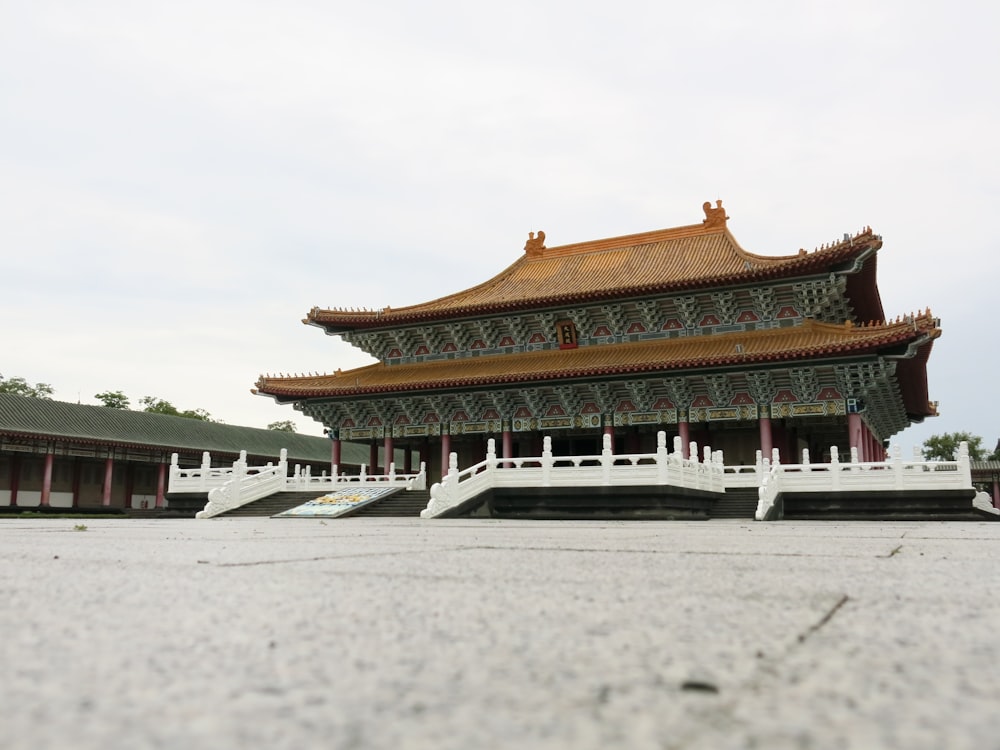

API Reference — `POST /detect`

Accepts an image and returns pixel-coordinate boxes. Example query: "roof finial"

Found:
[702,199,728,229]
[524,230,546,256]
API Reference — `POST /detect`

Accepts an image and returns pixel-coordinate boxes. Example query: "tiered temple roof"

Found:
[255,201,937,435]
[305,201,884,332]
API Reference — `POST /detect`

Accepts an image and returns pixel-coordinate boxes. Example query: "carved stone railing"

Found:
[168,452,427,519]
[421,432,725,519]
[196,450,288,519]
[755,443,975,521]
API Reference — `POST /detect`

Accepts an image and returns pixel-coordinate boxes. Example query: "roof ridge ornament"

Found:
[524,230,546,256]
[702,200,729,229]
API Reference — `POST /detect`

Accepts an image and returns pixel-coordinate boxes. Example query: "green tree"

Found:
[0,374,54,399]
[921,432,986,461]
[94,390,131,409]
[140,396,213,421]
[267,419,297,433]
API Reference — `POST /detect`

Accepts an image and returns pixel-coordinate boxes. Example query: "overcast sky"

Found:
[2,1,996,452]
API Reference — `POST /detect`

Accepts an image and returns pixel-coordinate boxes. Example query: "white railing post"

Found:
[656,432,668,484]
[601,433,613,485]
[541,436,553,487]
[168,452,180,493]
[892,444,904,489]
[388,462,397,482]
[199,451,211,492]
[957,441,971,484]
[830,446,840,490]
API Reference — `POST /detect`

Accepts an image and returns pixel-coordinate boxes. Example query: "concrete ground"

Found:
[1,518,997,750]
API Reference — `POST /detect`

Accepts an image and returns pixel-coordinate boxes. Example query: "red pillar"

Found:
[331,438,342,473]
[102,457,114,506]
[759,416,773,461]
[384,434,394,475]
[441,432,452,479]
[502,428,513,465]
[678,418,691,459]
[41,452,54,507]
[847,413,863,461]
[155,461,167,509]
[993,476,999,509]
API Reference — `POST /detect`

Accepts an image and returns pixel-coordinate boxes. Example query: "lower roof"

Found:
[255,315,940,408]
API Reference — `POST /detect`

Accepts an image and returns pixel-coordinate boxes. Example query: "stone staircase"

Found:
[221,491,325,517]
[711,488,758,519]
[347,488,431,518]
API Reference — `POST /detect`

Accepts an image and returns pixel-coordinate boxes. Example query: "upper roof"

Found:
[257,313,939,416]
[0,393,349,463]
[306,201,882,332]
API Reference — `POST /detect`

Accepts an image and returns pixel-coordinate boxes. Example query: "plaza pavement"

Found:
[1,517,997,750]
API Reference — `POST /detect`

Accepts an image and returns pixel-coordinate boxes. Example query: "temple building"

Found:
[254,201,940,484]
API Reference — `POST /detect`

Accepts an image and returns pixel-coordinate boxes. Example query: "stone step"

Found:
[711,489,758,519]
[350,489,431,518]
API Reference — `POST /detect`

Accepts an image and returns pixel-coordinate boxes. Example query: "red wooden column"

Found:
[992,476,999,509]
[102,457,114,506]
[41,451,54,507]
[758,414,773,462]
[384,434,394,475]
[155,461,167,509]
[847,413,864,461]
[678,417,691,459]
[331,437,342,473]
[440,432,452,479]
[502,423,513,466]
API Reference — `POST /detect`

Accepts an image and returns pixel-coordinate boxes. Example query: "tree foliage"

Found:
[267,419,297,433]
[0,374,54,399]
[921,432,986,461]
[139,396,214,421]
[94,390,131,409]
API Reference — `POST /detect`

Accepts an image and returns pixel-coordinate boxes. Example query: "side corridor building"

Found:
[0,394,357,511]
[255,201,939,484]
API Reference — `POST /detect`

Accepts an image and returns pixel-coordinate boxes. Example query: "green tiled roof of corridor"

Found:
[0,393,362,464]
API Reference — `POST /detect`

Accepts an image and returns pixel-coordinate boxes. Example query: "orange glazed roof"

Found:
[256,313,939,403]
[306,201,882,332]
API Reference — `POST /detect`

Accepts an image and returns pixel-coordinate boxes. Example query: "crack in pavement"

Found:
[796,594,850,643]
